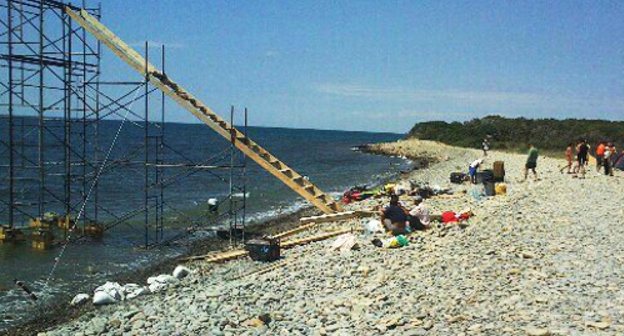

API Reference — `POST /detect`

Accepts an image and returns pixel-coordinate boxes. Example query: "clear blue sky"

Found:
[98,0,624,133]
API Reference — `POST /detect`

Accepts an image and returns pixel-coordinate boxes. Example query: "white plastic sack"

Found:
[93,291,117,305]
[172,265,192,279]
[70,293,90,306]
[126,286,150,299]
[365,219,384,234]
[93,282,124,305]
[329,233,359,251]
[147,274,178,293]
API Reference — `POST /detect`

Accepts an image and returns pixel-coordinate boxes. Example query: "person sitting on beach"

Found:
[380,194,409,235]
[408,195,430,231]
[523,144,538,182]
[468,158,484,184]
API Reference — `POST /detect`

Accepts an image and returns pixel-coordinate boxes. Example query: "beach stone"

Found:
[109,318,121,329]
[526,327,550,336]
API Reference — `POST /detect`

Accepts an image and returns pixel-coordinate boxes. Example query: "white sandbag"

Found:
[146,274,178,293]
[329,233,359,251]
[365,219,384,234]
[122,283,141,294]
[148,282,167,293]
[70,293,90,306]
[93,291,118,305]
[93,281,124,305]
[172,265,192,279]
[126,286,150,299]
[147,274,177,285]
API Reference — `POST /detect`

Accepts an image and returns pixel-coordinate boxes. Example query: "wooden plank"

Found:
[66,8,342,215]
[267,222,318,240]
[300,211,358,224]
[228,260,290,281]
[279,228,361,249]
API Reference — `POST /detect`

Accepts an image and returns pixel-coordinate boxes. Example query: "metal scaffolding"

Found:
[0,0,247,248]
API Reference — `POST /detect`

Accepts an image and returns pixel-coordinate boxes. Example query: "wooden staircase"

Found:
[66,8,342,214]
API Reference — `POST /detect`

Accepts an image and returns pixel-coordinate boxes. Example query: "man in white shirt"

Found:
[468,158,483,184]
[408,195,430,230]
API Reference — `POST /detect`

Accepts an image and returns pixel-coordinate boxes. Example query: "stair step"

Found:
[304,185,315,193]
[279,169,293,177]
[292,176,304,185]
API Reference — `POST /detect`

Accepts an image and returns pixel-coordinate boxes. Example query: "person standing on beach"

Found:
[560,143,573,174]
[595,141,606,173]
[523,144,538,182]
[603,144,613,176]
[468,158,483,184]
[575,139,589,178]
[608,143,617,175]
[482,139,490,156]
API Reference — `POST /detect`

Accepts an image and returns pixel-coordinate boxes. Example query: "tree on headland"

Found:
[407,115,624,153]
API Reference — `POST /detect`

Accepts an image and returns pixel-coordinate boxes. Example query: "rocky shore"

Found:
[29,139,624,336]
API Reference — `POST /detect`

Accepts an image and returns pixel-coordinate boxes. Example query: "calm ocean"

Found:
[0,118,408,330]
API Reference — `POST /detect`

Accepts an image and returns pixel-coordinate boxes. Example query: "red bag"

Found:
[441,211,458,223]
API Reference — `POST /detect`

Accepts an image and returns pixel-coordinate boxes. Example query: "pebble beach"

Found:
[28,139,624,336]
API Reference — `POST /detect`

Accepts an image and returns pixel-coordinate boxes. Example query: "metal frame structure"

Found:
[0,0,247,248]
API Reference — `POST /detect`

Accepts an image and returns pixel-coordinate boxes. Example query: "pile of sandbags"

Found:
[87,265,194,305]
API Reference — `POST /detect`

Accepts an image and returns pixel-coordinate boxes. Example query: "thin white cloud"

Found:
[128,40,185,49]
[315,83,624,113]
[265,50,280,58]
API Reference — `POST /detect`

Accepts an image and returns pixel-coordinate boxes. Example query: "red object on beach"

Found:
[441,211,458,223]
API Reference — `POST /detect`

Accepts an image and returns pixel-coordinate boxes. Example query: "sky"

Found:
[95,0,624,133]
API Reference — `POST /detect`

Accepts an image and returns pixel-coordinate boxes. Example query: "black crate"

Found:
[246,239,280,262]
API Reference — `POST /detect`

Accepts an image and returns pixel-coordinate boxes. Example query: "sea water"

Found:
[0,118,408,330]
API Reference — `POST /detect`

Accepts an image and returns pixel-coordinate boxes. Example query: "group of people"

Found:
[560,139,620,177]
[379,194,431,235]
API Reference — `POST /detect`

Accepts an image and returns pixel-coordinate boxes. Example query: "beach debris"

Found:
[246,238,281,262]
[328,233,359,251]
[147,274,178,293]
[372,235,409,248]
[93,282,125,305]
[70,293,90,306]
[172,265,192,279]
[364,219,384,234]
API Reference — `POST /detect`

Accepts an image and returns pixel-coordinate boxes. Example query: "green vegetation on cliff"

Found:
[408,115,624,153]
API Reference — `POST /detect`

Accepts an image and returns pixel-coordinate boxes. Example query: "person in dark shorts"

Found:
[380,194,409,235]
[523,144,538,181]
[575,139,588,178]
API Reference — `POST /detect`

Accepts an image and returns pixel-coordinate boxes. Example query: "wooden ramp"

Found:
[66,8,342,214]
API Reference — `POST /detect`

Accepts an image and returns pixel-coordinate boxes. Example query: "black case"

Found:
[246,238,280,262]
[450,172,466,184]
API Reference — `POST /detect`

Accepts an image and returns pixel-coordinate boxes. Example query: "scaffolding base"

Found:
[0,226,25,242]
